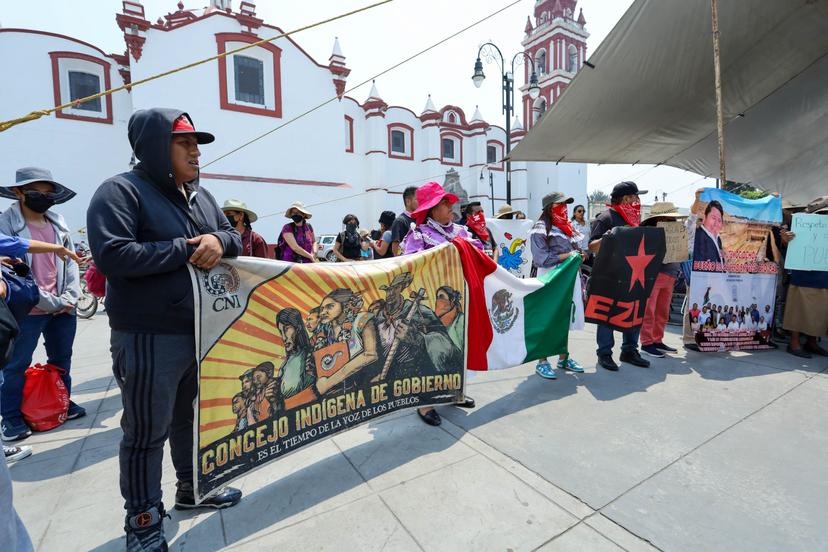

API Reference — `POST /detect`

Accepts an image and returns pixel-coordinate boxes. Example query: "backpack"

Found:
[1,262,40,322]
[274,223,296,261]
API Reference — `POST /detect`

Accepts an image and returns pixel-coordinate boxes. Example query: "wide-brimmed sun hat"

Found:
[0,167,76,203]
[411,182,459,225]
[284,201,312,219]
[380,272,413,291]
[805,195,828,214]
[495,204,519,219]
[641,201,686,224]
[222,198,258,223]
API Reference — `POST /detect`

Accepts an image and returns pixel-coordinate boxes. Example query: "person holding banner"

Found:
[401,181,479,426]
[530,192,586,379]
[87,109,243,551]
[639,203,685,358]
[460,201,496,257]
[783,196,828,358]
[588,182,651,370]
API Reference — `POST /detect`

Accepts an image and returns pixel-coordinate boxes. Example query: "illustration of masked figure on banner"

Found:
[685,188,782,352]
[373,272,462,381]
[435,285,464,350]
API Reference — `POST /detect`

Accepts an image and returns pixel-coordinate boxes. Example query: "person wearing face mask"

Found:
[459,201,495,258]
[530,192,587,379]
[222,199,268,258]
[333,214,362,262]
[277,202,316,263]
[588,181,651,371]
[0,167,84,443]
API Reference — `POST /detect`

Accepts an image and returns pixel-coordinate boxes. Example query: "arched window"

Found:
[448,112,457,123]
[533,97,547,125]
[567,44,578,73]
[536,50,547,75]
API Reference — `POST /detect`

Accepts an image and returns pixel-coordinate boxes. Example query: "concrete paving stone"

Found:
[332,412,477,492]
[219,439,373,546]
[603,375,828,552]
[537,522,624,551]
[380,455,578,552]
[8,455,73,545]
[582,514,660,552]
[439,418,594,521]
[232,495,421,552]
[442,354,807,508]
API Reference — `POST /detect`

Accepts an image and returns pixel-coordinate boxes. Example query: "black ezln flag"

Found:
[585,226,666,331]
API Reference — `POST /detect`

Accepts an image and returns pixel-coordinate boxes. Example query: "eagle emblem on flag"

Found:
[490,289,519,334]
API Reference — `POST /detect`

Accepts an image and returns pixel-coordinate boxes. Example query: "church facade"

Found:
[0,0,589,238]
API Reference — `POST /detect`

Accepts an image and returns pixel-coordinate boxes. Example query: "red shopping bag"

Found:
[83,263,106,298]
[21,363,70,431]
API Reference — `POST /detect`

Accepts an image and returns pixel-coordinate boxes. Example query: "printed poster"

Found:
[686,188,781,352]
[488,219,534,278]
[190,245,467,502]
[784,213,828,271]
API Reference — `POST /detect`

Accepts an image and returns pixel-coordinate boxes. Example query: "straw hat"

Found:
[221,199,258,223]
[284,201,312,219]
[641,201,685,224]
[495,204,519,219]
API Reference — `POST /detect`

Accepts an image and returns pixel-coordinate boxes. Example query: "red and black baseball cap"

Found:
[171,114,215,144]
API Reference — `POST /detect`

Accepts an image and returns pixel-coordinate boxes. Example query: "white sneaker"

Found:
[3,445,32,463]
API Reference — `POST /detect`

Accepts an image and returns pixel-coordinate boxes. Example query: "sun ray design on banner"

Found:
[197,247,465,458]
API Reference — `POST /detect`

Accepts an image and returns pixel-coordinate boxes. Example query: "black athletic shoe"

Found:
[597,355,619,371]
[125,504,168,552]
[620,351,651,368]
[66,401,87,420]
[455,396,475,409]
[641,344,665,358]
[653,342,678,353]
[417,409,442,426]
[175,481,242,510]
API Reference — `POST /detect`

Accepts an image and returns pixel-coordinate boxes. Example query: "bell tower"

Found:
[520,0,589,129]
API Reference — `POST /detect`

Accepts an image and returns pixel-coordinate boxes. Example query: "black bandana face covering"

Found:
[291,214,304,223]
[23,191,56,213]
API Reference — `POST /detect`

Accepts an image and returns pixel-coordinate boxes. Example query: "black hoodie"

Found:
[87,108,241,334]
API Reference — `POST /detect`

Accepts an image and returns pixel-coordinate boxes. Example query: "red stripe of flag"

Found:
[451,238,498,371]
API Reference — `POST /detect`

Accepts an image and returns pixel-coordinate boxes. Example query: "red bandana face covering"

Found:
[551,204,574,237]
[467,212,490,241]
[609,201,641,227]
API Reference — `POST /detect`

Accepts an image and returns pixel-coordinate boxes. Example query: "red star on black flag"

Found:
[625,236,655,291]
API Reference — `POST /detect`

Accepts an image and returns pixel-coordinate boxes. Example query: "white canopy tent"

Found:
[509,0,828,205]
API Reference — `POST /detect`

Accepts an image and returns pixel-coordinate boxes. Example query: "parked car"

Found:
[316,234,337,262]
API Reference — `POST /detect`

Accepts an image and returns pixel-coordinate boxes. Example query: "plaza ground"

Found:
[9,314,827,551]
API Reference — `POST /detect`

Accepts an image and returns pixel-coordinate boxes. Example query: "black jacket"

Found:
[87,108,241,334]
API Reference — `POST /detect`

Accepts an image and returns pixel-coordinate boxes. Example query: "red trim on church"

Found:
[440,131,463,167]
[344,115,354,153]
[387,123,415,161]
[48,51,113,125]
[215,32,282,118]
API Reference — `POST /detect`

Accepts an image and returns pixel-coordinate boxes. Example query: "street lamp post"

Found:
[472,43,540,204]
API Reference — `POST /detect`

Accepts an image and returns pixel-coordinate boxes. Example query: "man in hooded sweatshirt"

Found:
[87,109,242,551]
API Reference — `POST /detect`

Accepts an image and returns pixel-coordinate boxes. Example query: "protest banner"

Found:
[488,218,534,278]
[585,226,666,331]
[685,188,782,352]
[657,220,689,263]
[191,245,466,502]
[784,213,828,271]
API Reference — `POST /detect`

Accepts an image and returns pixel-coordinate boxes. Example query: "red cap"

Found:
[171,114,215,144]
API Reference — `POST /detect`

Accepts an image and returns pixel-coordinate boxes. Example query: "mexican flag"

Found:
[452,238,580,371]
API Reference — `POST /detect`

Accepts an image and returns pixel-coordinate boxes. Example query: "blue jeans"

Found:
[0,313,77,421]
[596,324,640,357]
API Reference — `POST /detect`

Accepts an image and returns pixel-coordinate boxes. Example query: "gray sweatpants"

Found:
[110,331,197,514]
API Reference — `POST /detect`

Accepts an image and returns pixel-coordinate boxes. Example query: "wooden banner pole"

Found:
[711,0,726,189]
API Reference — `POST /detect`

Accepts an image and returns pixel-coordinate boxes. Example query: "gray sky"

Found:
[1,0,714,207]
